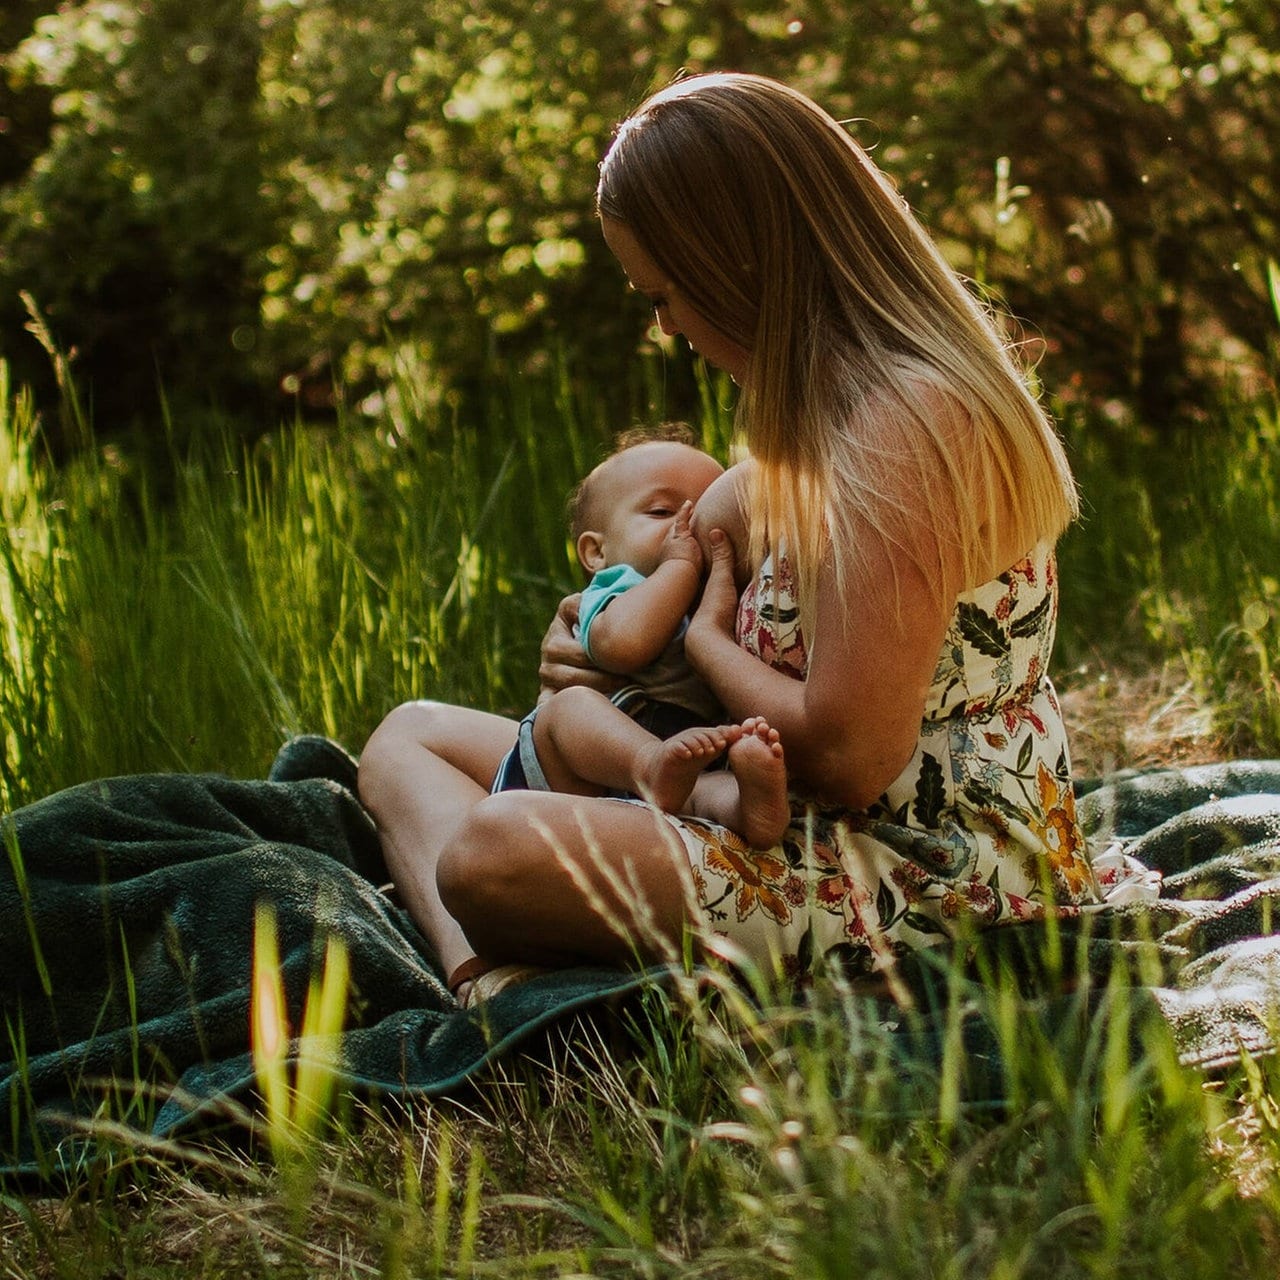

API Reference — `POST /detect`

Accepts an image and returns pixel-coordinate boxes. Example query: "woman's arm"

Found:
[687,526,955,811]
[799,540,953,808]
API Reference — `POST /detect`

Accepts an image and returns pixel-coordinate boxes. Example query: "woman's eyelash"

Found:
[627,283,668,310]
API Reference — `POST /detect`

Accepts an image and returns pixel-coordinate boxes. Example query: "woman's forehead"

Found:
[600,217,668,291]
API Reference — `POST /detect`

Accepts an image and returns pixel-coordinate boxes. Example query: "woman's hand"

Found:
[537,593,625,704]
[686,529,740,664]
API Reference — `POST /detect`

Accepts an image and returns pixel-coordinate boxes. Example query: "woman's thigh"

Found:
[363,699,519,794]
[438,790,701,968]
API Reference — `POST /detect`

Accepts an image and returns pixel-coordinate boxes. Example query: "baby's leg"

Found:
[534,686,741,811]
[690,717,789,848]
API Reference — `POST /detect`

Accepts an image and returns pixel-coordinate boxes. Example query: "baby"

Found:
[492,426,789,849]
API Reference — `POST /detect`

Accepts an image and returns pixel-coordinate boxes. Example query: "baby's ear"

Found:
[577,530,607,573]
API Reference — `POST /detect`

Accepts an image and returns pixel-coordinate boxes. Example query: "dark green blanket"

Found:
[3,738,1280,1180]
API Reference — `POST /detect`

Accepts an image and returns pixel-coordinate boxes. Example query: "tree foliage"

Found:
[1,0,266,436]
[1,0,1277,445]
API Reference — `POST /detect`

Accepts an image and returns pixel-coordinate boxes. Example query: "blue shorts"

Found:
[489,708,547,793]
[489,686,712,796]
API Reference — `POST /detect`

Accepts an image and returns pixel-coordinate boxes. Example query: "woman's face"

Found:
[601,217,749,382]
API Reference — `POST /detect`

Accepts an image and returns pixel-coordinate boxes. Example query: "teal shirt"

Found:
[575,562,720,721]
[578,563,648,663]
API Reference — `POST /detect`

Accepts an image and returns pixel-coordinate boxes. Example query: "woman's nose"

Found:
[655,306,680,338]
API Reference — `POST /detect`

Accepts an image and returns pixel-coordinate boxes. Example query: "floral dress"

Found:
[664,543,1158,977]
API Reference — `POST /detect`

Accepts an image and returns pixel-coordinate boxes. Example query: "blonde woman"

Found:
[360,73,1150,1003]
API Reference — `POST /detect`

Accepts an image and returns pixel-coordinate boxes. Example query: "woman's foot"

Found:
[728,718,789,848]
[636,724,742,812]
[447,957,547,1008]
[462,962,546,1009]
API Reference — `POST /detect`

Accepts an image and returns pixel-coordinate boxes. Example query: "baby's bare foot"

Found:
[728,718,789,848]
[636,724,741,812]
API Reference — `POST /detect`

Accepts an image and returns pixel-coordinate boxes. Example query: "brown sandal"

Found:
[446,957,494,997]
[447,959,546,1009]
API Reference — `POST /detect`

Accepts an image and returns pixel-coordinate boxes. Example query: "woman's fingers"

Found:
[537,592,623,701]
[561,591,582,622]
[692,528,739,634]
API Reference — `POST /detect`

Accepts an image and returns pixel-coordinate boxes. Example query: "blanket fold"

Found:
[4,742,1280,1180]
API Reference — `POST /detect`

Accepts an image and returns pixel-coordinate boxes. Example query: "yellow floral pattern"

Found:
[688,820,795,926]
[686,542,1115,978]
[1028,761,1094,898]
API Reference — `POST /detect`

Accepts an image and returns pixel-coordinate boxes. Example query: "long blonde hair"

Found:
[597,73,1078,639]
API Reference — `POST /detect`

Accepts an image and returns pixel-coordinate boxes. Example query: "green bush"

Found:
[2,1,1278,444]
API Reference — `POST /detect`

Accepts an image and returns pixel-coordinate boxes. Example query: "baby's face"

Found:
[581,442,723,576]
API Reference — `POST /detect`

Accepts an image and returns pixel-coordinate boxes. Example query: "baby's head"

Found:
[570,424,724,578]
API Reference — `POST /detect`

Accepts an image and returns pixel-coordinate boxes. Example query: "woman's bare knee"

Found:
[363,700,456,756]
[437,792,696,965]
[359,700,515,808]
[357,701,435,808]
[436,803,521,946]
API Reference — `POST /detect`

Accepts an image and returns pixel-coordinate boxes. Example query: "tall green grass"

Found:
[2,360,1280,1274]
[2,362,1276,810]
[2,960,1275,1276]
[0,360,715,806]
[1056,396,1280,755]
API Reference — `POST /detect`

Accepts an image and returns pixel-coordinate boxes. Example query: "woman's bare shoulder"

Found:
[865,362,970,435]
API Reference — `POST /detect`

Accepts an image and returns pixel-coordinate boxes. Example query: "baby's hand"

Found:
[658,500,704,570]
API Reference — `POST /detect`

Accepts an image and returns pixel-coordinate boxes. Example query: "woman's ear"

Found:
[577,530,607,573]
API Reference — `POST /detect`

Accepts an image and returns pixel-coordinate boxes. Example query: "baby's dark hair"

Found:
[567,420,698,540]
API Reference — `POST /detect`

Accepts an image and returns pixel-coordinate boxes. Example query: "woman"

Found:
[359,73,1138,1002]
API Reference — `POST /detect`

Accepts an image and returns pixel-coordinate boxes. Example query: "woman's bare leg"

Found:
[438,789,702,969]
[357,700,518,983]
